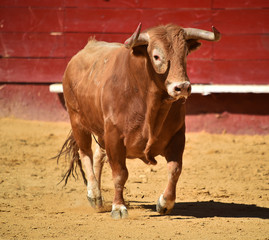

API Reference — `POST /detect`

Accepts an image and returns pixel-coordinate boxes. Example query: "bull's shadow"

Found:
[140,200,269,219]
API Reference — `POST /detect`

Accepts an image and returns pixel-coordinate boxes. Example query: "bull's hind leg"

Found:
[70,117,103,209]
[79,149,103,209]
[93,143,106,190]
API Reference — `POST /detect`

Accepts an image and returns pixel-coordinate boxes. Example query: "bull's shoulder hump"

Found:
[85,40,123,51]
[66,40,123,70]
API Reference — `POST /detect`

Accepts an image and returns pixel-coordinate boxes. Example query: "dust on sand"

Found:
[0,118,268,240]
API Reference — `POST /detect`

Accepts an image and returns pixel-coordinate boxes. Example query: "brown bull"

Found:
[58,23,220,219]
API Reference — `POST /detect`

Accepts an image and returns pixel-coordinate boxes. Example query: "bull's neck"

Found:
[128,48,173,161]
[142,71,173,163]
[143,87,172,140]
[128,48,172,138]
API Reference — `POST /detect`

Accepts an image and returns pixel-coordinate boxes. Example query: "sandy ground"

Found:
[0,118,269,240]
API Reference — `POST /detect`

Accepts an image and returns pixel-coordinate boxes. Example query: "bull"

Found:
[58,23,220,219]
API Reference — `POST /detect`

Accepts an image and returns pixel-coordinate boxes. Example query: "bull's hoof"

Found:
[111,205,128,219]
[87,196,103,209]
[156,194,174,215]
[156,200,172,215]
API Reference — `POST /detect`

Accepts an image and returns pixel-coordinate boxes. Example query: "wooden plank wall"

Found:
[0,0,268,85]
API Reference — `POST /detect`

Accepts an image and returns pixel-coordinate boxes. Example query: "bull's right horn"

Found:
[183,26,221,42]
[124,23,150,49]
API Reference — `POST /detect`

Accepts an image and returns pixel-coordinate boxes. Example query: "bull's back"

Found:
[63,40,122,101]
[64,40,122,88]
[63,40,123,132]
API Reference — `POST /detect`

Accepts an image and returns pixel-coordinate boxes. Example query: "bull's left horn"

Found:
[124,23,149,48]
[183,26,221,42]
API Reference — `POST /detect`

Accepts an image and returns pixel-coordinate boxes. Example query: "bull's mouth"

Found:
[165,94,189,103]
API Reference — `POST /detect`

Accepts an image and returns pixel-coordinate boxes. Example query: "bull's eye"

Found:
[151,48,167,74]
[154,55,160,61]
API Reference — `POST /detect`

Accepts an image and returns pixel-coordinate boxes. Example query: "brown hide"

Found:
[63,25,189,164]
[61,24,220,217]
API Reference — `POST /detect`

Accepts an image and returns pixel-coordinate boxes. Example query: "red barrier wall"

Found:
[0,0,268,133]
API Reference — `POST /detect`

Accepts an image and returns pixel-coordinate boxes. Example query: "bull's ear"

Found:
[124,23,149,49]
[186,39,202,54]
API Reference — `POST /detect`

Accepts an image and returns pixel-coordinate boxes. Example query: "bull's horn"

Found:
[124,23,149,49]
[183,26,221,41]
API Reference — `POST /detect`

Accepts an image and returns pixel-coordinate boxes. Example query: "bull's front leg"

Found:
[157,127,185,215]
[104,123,129,219]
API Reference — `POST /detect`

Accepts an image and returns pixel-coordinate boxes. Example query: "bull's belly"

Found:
[125,137,147,159]
[125,134,170,160]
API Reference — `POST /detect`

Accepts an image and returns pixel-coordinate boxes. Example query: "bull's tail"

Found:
[55,131,87,186]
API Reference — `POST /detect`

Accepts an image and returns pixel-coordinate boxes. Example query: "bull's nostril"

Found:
[175,86,181,92]
[187,86,191,93]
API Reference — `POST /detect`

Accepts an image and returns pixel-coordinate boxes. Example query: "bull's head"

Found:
[124,23,221,101]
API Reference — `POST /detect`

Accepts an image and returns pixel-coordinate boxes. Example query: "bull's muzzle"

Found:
[166,81,191,100]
